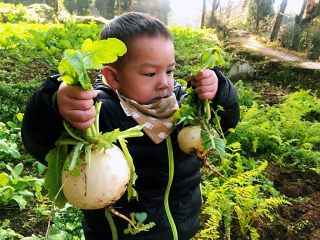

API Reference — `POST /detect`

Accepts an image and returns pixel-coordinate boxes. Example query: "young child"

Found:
[22,12,239,240]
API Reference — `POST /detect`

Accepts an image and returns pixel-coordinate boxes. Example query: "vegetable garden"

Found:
[0,5,320,240]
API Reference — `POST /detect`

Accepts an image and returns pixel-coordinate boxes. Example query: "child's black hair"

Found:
[100,12,172,45]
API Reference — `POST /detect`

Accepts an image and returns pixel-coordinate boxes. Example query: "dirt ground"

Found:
[229,30,320,70]
[260,166,320,240]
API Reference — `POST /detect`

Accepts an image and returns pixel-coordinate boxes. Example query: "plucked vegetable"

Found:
[174,47,227,172]
[62,145,130,209]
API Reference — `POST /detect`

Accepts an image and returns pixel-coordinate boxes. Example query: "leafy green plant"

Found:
[47,205,84,240]
[234,80,261,108]
[0,163,44,210]
[196,152,290,240]
[228,90,320,171]
[0,219,24,240]
[169,26,228,79]
[0,122,21,160]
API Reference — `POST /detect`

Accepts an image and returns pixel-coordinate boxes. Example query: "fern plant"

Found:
[194,145,290,240]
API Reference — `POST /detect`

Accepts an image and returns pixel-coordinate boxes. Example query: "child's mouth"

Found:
[149,96,168,104]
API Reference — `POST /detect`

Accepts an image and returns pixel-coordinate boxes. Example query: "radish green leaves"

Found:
[58,38,126,89]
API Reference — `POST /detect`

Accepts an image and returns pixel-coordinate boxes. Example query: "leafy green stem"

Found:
[95,101,102,134]
[56,139,82,145]
[118,137,136,201]
[68,143,84,171]
[201,119,216,150]
[105,209,118,240]
[204,99,211,123]
[165,136,178,240]
[63,121,86,143]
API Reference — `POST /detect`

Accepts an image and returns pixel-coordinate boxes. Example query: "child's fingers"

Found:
[195,69,213,79]
[69,118,96,130]
[57,82,97,129]
[195,85,217,100]
[58,82,97,100]
[63,107,96,129]
[191,77,213,88]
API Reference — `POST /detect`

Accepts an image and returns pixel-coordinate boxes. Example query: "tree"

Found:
[51,0,58,16]
[247,0,275,32]
[64,0,90,15]
[300,0,320,25]
[291,0,320,50]
[128,0,133,11]
[292,0,308,50]
[133,0,170,24]
[95,0,115,19]
[270,0,287,41]
[201,0,206,28]
[208,0,220,28]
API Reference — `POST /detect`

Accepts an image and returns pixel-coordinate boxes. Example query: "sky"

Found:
[168,0,305,28]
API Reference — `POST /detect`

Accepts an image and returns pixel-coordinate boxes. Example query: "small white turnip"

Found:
[62,145,130,209]
[177,125,205,154]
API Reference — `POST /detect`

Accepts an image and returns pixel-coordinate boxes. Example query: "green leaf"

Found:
[215,138,226,157]
[58,38,127,90]
[0,172,9,186]
[13,163,23,177]
[63,143,84,176]
[44,145,68,208]
[135,212,148,223]
[82,38,127,69]
[8,148,21,159]
[11,195,27,210]
[0,140,9,151]
[34,161,47,175]
[6,163,23,179]
[16,113,24,122]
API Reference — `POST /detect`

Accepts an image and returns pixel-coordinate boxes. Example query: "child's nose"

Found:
[158,74,170,88]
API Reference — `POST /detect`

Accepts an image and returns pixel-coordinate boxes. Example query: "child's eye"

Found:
[167,70,174,75]
[144,73,156,77]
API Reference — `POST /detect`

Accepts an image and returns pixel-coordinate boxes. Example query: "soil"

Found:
[0,201,49,237]
[260,165,320,240]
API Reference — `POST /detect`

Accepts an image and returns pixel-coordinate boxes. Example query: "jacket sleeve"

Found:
[211,69,240,135]
[21,75,64,163]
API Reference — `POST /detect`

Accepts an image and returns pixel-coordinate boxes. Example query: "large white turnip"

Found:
[62,145,130,209]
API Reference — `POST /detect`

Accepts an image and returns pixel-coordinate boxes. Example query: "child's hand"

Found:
[189,69,218,100]
[57,82,97,129]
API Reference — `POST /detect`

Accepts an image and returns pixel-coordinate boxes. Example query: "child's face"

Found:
[110,36,176,105]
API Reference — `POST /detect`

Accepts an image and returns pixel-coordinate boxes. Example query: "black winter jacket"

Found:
[21,69,239,240]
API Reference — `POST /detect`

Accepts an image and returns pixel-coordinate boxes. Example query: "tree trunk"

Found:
[95,0,116,19]
[51,0,58,15]
[208,0,219,28]
[117,0,122,15]
[300,1,320,25]
[242,0,249,11]
[255,1,260,33]
[292,0,308,50]
[128,0,133,11]
[160,0,170,24]
[201,0,206,28]
[270,0,288,41]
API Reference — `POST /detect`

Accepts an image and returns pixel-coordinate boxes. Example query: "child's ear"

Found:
[102,66,119,90]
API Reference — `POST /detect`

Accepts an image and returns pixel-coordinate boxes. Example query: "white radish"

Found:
[177,125,205,154]
[62,145,130,209]
[178,125,219,155]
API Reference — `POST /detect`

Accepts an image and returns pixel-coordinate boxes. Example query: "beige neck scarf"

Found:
[117,92,179,144]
